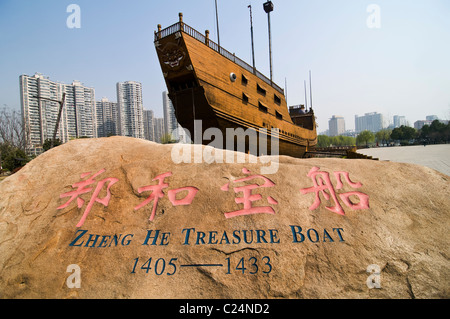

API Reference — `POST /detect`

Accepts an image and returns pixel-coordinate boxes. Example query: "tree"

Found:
[317,135,330,148]
[0,142,29,172]
[421,120,450,143]
[429,120,446,133]
[0,106,28,171]
[391,125,416,144]
[390,127,401,141]
[375,129,392,145]
[444,123,450,142]
[419,124,430,140]
[335,135,345,146]
[160,133,177,144]
[317,135,355,148]
[402,126,416,140]
[0,106,27,151]
[356,130,375,147]
[43,138,62,152]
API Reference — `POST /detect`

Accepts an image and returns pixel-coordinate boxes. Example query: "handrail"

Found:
[155,22,284,95]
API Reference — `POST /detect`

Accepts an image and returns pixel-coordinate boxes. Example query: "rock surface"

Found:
[0,136,448,299]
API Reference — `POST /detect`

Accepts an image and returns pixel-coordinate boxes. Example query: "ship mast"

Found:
[263,1,274,83]
[215,0,221,47]
[248,4,256,72]
[304,80,308,110]
[309,70,313,112]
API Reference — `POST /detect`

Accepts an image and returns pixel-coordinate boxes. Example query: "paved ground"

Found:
[358,144,450,176]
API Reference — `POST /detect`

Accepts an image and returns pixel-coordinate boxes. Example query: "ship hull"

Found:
[169,87,308,158]
[155,20,317,158]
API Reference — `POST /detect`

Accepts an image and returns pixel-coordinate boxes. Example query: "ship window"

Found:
[258,101,268,113]
[257,84,266,96]
[274,94,281,105]
[276,111,282,120]
[241,74,248,85]
[242,92,249,104]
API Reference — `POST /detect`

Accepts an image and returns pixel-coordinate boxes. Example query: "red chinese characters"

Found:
[134,172,198,221]
[221,168,278,218]
[58,165,370,227]
[57,169,119,227]
[300,166,369,215]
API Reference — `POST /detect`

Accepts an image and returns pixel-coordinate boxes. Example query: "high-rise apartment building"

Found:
[162,91,189,143]
[96,97,119,137]
[393,115,407,128]
[143,109,155,142]
[70,80,96,138]
[328,115,346,136]
[355,112,384,133]
[163,91,178,139]
[20,73,96,154]
[116,81,144,139]
[153,118,165,143]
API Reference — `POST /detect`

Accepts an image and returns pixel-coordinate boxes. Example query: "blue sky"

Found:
[0,0,449,131]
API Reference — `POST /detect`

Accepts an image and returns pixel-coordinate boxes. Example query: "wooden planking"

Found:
[155,29,317,151]
[183,35,286,116]
[182,33,317,146]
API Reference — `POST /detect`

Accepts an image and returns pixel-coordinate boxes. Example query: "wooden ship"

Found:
[154,12,317,158]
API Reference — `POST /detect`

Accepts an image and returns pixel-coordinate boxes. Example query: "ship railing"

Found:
[155,21,284,95]
[157,22,182,39]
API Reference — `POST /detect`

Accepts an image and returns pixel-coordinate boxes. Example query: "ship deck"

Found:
[155,21,285,95]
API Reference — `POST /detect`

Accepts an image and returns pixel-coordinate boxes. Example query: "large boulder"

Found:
[0,136,448,298]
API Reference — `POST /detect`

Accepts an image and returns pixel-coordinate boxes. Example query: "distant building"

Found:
[328,115,345,136]
[342,130,357,138]
[143,109,155,142]
[414,120,432,130]
[355,112,384,133]
[393,115,408,128]
[413,116,447,130]
[96,97,118,137]
[163,91,178,139]
[116,81,145,139]
[20,73,96,155]
[162,91,188,143]
[153,118,165,143]
[69,80,97,139]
